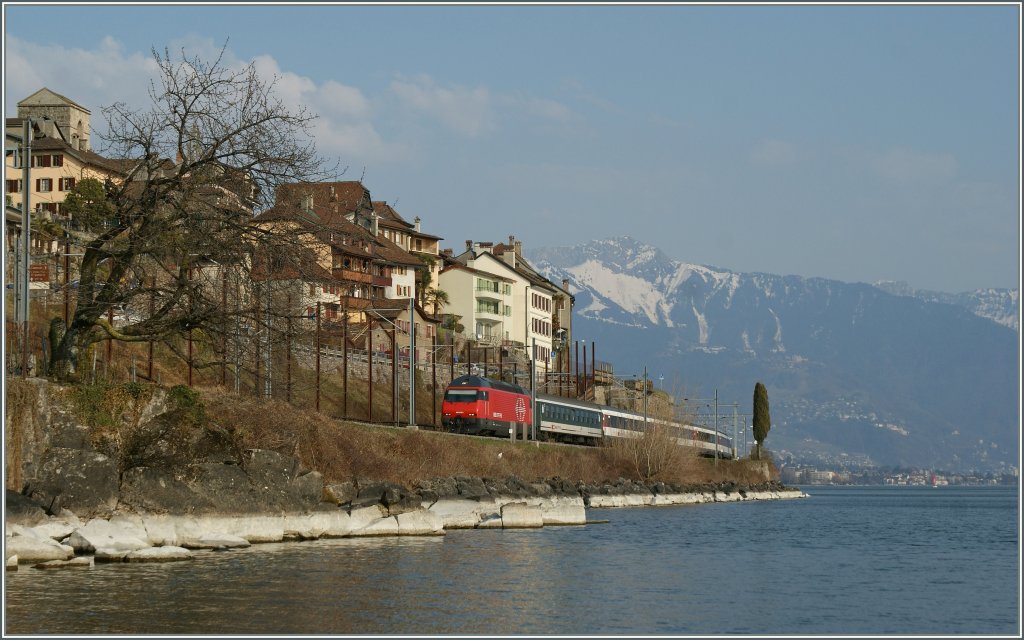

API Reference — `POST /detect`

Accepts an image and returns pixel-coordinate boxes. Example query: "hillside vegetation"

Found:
[5,378,775,491]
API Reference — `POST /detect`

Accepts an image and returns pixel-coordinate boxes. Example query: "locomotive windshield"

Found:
[444,389,487,403]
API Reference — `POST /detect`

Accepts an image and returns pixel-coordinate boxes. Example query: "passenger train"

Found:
[441,375,733,459]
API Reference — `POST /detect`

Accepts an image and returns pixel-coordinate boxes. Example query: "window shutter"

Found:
[36,179,41,191]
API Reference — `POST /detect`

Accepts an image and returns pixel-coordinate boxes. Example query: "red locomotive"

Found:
[441,375,532,439]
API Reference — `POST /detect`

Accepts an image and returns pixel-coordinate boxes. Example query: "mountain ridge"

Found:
[529,236,1019,472]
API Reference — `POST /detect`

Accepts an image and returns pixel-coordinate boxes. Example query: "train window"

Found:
[444,390,478,403]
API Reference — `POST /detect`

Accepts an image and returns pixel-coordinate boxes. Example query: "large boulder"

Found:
[499,502,544,528]
[65,518,150,554]
[118,463,259,514]
[455,477,489,499]
[241,450,325,512]
[4,490,48,526]
[395,510,445,535]
[124,546,193,563]
[350,480,404,509]
[283,510,352,539]
[5,533,75,563]
[428,498,486,529]
[23,448,119,518]
[45,407,91,450]
[323,481,357,505]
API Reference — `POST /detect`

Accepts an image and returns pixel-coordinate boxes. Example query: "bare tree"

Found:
[48,45,336,381]
[608,421,696,482]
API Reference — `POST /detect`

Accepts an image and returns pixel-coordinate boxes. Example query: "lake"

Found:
[3,485,1019,635]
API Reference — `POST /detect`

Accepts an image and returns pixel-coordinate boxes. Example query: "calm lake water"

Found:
[3,485,1020,635]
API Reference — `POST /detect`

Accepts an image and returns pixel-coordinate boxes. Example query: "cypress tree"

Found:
[753,381,771,460]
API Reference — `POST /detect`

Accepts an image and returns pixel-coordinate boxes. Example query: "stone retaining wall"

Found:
[5,486,806,569]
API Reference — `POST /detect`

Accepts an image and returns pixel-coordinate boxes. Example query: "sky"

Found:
[3,3,1020,293]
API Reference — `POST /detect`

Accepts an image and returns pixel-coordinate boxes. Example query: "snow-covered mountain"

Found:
[873,281,1019,331]
[530,237,1019,472]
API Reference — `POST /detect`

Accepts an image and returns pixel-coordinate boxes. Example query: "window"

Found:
[31,155,51,168]
[5,179,21,194]
[52,155,63,167]
[59,177,76,191]
[36,178,53,192]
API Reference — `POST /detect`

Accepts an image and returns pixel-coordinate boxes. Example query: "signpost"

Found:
[29,263,49,282]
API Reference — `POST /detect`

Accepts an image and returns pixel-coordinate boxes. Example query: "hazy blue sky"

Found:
[4,4,1020,292]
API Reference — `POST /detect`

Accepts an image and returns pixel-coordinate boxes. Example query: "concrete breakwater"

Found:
[5,477,806,569]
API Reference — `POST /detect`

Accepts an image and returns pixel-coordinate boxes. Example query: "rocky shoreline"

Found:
[5,380,805,571]
[5,474,806,570]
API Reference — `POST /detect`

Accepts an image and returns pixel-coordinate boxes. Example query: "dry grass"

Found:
[199,386,766,487]
[7,303,775,488]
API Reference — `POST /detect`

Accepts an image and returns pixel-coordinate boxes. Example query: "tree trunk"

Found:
[49,316,98,382]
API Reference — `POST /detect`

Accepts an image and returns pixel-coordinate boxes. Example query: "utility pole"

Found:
[643,366,648,429]
[408,296,416,428]
[264,286,272,398]
[20,119,33,377]
[714,388,719,467]
[733,404,738,460]
[531,337,537,442]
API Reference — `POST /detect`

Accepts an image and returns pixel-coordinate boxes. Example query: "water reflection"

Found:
[4,488,1018,635]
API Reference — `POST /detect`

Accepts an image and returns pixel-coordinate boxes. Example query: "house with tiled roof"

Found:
[4,115,130,224]
[438,254,517,346]
[372,200,444,300]
[254,181,426,324]
[439,236,573,374]
[5,90,135,265]
[490,235,574,349]
[364,299,441,371]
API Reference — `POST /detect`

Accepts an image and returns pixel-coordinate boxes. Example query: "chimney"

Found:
[514,239,522,256]
[562,278,570,293]
[466,240,473,251]
[301,193,313,212]
[414,216,421,232]
[371,213,379,236]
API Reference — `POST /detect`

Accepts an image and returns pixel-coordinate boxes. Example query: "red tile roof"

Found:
[257,182,422,268]
[372,201,411,226]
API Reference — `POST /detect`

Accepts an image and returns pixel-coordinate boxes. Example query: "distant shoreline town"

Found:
[781,465,1019,487]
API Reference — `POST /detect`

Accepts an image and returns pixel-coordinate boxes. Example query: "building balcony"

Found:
[372,274,392,286]
[337,296,372,310]
[333,268,373,284]
[475,308,503,322]
[475,288,504,302]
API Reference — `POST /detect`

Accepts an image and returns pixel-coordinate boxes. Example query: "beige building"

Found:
[440,237,570,370]
[372,201,443,300]
[5,89,128,224]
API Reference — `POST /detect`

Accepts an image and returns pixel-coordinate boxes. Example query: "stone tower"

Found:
[17,88,91,151]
